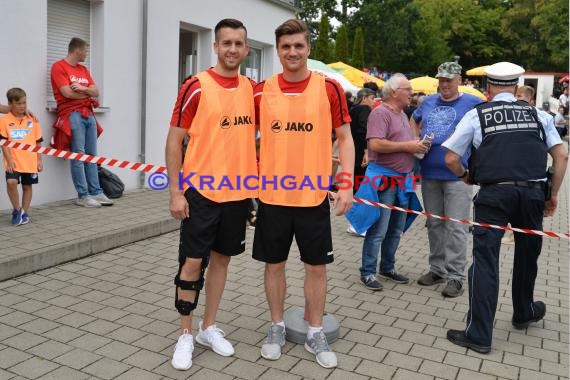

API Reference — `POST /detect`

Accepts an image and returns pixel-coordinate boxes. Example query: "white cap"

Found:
[484,62,525,86]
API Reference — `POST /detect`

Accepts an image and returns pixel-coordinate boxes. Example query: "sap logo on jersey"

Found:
[10,129,30,140]
[220,115,253,129]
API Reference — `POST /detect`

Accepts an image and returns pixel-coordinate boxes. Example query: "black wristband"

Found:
[458,170,469,179]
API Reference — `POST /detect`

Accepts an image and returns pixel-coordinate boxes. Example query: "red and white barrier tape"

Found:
[0,139,166,173]
[352,197,570,240]
[2,138,568,239]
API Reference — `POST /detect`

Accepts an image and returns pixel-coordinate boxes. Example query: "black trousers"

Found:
[465,184,545,346]
[353,139,367,191]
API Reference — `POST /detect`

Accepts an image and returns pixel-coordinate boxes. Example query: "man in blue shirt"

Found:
[411,62,483,297]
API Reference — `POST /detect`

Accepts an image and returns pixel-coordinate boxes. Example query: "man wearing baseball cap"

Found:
[411,62,483,298]
[441,61,568,353]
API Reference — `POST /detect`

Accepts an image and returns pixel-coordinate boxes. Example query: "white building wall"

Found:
[0,0,294,211]
[519,74,555,111]
[0,0,56,211]
[94,0,143,197]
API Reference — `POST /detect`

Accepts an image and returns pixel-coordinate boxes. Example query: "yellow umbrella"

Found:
[459,85,487,100]
[410,76,438,94]
[327,61,385,88]
[465,66,489,76]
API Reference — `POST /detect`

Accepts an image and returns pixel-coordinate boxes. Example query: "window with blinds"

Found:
[46,0,91,103]
[240,47,263,83]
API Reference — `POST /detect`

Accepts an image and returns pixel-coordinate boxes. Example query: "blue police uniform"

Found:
[442,64,563,350]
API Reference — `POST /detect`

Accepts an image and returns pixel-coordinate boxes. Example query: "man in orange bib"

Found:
[165,19,257,371]
[253,19,354,369]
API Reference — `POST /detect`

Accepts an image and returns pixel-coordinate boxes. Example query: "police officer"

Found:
[441,62,568,353]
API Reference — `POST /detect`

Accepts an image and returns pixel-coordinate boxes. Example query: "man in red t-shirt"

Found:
[50,37,113,208]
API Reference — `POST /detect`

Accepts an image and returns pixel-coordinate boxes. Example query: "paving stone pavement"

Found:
[0,190,178,281]
[0,176,568,379]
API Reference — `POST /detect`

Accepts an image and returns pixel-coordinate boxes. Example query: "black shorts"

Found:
[252,198,333,265]
[6,172,38,185]
[179,189,249,260]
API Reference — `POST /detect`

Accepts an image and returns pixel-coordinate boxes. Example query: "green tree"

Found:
[298,0,567,73]
[349,0,418,72]
[337,0,363,24]
[314,15,332,62]
[351,27,365,69]
[335,25,349,62]
[297,0,362,30]
[419,0,506,70]
[297,0,338,39]
[529,0,569,71]
[499,0,540,69]
[493,0,568,71]
[410,0,453,73]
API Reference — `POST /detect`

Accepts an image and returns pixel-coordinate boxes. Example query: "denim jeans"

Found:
[69,112,102,198]
[360,186,407,277]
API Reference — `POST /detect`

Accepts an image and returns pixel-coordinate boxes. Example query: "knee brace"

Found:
[174,256,209,315]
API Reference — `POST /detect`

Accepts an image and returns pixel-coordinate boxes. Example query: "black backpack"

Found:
[98,166,125,199]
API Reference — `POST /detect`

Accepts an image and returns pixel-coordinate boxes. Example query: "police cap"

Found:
[485,62,525,86]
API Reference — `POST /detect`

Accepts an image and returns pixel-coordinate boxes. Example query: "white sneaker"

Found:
[92,192,114,206]
[75,197,101,208]
[195,321,234,356]
[171,330,193,370]
[346,224,366,237]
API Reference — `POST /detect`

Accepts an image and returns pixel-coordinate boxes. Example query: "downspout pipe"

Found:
[139,0,148,188]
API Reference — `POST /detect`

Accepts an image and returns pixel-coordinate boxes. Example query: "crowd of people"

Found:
[462,77,481,89]
[0,16,567,373]
[345,61,567,355]
[364,66,391,81]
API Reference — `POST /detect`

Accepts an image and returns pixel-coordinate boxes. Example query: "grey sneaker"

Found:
[75,197,101,208]
[378,271,409,284]
[360,275,383,291]
[93,193,114,206]
[417,272,446,286]
[305,330,337,368]
[260,324,286,360]
[442,279,464,298]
